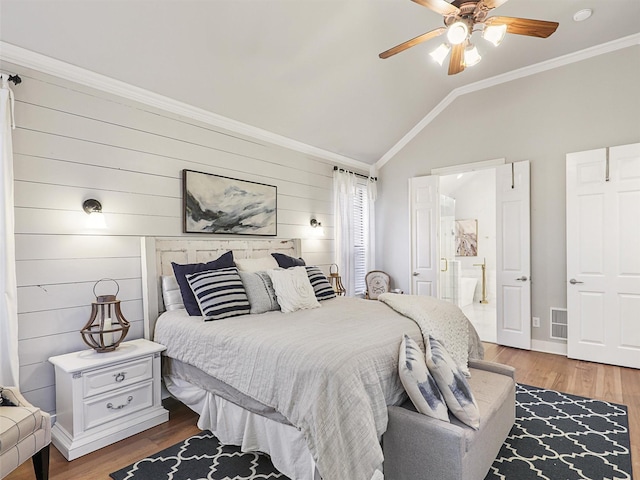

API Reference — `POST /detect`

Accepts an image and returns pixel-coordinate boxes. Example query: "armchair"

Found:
[0,387,51,480]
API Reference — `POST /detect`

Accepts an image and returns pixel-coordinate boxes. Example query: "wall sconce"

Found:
[83,199,107,229]
[310,218,324,237]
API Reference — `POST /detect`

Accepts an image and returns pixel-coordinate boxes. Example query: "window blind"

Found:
[353,182,369,295]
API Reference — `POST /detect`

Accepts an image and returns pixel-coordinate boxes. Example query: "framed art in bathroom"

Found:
[455,219,477,256]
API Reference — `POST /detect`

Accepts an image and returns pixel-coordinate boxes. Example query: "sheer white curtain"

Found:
[334,169,377,297]
[333,169,356,296]
[366,176,377,275]
[0,74,19,386]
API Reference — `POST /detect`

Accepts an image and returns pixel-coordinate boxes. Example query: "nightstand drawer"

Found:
[83,356,153,398]
[83,380,153,431]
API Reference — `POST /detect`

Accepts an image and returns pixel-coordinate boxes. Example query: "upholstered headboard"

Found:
[140,237,301,339]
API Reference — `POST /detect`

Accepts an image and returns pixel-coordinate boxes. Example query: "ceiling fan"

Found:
[379,0,559,75]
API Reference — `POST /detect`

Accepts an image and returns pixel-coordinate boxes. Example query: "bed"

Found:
[140,237,483,480]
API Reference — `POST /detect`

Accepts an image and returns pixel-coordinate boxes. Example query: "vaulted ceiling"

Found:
[1,0,639,165]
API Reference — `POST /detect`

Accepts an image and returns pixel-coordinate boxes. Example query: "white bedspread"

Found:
[154,296,477,480]
[378,292,484,376]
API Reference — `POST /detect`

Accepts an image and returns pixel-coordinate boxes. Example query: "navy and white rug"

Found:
[110,432,285,480]
[110,384,633,480]
[487,383,632,480]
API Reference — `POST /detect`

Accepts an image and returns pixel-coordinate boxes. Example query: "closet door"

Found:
[566,143,640,368]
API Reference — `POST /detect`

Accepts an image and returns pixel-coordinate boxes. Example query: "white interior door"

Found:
[566,143,640,369]
[409,176,439,296]
[496,161,531,349]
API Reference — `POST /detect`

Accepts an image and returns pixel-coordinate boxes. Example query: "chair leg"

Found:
[32,444,50,480]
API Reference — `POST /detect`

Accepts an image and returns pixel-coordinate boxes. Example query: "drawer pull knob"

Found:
[114,372,126,382]
[106,396,133,410]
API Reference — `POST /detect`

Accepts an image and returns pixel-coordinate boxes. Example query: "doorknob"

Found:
[569,278,584,284]
[515,276,528,281]
[413,272,419,276]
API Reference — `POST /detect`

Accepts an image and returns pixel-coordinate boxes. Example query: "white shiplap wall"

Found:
[8,64,350,414]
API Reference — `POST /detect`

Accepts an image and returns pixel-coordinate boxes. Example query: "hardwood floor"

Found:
[6,344,639,480]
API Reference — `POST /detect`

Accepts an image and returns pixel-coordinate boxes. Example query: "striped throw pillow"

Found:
[186,267,250,321]
[305,266,336,301]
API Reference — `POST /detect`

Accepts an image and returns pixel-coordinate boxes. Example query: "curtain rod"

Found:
[0,72,22,85]
[333,166,377,181]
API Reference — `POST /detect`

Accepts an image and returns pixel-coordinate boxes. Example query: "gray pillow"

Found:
[239,271,280,314]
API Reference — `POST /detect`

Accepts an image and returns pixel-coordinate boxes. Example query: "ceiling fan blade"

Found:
[412,0,459,16]
[379,27,446,59]
[479,0,510,10]
[448,43,465,75]
[486,16,559,38]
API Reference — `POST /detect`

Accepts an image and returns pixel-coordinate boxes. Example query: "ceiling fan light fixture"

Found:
[464,44,481,67]
[483,24,507,47]
[446,22,468,45]
[429,43,451,65]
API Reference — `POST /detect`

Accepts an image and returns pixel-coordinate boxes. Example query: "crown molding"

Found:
[375,33,640,171]
[0,41,370,172]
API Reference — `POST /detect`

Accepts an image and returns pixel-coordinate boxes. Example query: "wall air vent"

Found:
[550,307,568,340]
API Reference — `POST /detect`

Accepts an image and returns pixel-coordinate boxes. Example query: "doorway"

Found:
[409,160,532,349]
[439,169,497,343]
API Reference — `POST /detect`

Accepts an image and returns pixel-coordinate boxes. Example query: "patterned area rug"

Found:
[110,384,633,480]
[487,384,632,480]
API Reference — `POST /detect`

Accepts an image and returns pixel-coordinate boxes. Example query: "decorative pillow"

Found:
[235,256,279,272]
[186,267,250,321]
[398,335,449,422]
[172,251,235,316]
[161,275,185,311]
[425,335,480,430]
[239,271,280,314]
[305,266,336,301]
[271,252,306,268]
[267,266,320,313]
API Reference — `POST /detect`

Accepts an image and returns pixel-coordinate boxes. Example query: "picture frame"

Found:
[183,169,277,236]
[455,219,478,257]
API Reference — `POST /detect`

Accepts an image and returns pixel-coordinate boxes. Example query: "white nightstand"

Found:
[49,338,169,460]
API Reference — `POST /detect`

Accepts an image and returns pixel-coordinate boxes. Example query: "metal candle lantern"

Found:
[80,279,130,352]
[328,264,346,296]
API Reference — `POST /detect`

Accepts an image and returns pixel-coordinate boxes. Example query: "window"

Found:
[334,169,376,297]
[353,181,370,295]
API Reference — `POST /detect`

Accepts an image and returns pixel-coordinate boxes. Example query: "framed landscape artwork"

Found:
[183,169,277,236]
[455,219,478,256]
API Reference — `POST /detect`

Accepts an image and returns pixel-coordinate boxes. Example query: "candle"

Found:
[103,317,113,346]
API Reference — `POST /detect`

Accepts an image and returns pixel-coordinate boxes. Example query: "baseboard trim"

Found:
[531,339,567,356]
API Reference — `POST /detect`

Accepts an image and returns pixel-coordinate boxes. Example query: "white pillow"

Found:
[267,266,321,313]
[398,335,449,422]
[426,335,480,430]
[161,275,185,311]
[235,256,279,272]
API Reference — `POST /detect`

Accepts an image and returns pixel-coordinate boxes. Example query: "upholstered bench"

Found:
[383,359,516,480]
[0,387,51,480]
